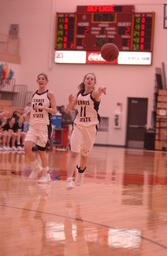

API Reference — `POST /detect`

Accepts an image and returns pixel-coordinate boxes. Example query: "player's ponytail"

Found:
[78,82,85,94]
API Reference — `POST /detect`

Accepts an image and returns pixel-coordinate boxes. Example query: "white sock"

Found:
[42,167,49,175]
[67,177,73,181]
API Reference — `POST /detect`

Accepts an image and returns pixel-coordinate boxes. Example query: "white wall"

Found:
[0,0,167,146]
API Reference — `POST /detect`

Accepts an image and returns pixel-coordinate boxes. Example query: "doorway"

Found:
[126,97,148,149]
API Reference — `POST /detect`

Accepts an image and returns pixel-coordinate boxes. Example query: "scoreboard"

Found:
[55,5,155,65]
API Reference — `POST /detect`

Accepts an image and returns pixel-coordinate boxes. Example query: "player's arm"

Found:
[22,111,31,120]
[65,94,77,113]
[44,91,57,115]
[92,87,106,101]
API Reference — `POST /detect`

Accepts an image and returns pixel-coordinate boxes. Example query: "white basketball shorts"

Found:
[70,124,97,156]
[25,124,48,147]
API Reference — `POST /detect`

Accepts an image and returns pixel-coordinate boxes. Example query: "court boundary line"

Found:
[0,203,167,251]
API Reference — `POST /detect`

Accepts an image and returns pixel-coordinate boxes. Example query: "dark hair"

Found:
[78,73,96,93]
[78,82,85,94]
[37,73,48,81]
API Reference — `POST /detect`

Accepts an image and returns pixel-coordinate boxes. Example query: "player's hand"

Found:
[68,94,76,105]
[66,94,76,112]
[38,106,45,111]
[69,94,74,102]
[99,87,106,95]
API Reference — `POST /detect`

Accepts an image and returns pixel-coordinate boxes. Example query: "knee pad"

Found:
[76,165,86,173]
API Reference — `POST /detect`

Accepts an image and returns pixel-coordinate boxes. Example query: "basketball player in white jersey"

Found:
[24,73,57,183]
[66,73,106,189]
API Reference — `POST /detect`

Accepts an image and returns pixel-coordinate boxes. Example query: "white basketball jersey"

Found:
[74,91,100,126]
[30,90,50,126]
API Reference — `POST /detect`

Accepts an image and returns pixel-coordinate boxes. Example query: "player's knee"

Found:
[70,151,79,159]
[81,149,89,157]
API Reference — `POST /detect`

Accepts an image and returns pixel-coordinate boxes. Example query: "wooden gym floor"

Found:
[0,146,167,256]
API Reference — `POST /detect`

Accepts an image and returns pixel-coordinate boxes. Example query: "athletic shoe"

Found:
[66,177,74,189]
[75,172,83,186]
[29,169,42,180]
[29,171,38,179]
[12,146,17,151]
[38,174,51,184]
[17,146,23,151]
[3,146,10,151]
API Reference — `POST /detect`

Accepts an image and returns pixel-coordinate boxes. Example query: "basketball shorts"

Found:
[25,124,48,147]
[70,124,97,156]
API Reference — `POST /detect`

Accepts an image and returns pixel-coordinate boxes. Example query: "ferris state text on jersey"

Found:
[77,100,91,122]
[74,92,100,126]
[30,90,50,125]
[32,98,45,118]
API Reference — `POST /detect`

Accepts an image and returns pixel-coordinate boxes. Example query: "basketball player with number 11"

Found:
[66,73,106,189]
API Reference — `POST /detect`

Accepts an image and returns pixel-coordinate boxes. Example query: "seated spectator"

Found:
[0,109,29,151]
[59,105,73,127]
[0,115,8,150]
[15,114,26,150]
[1,115,18,151]
[0,112,13,151]
[13,111,21,119]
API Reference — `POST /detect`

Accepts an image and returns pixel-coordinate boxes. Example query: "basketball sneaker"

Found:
[66,177,74,189]
[38,173,51,184]
[12,146,17,151]
[75,172,83,186]
[29,169,42,180]
[3,146,11,151]
[17,146,23,151]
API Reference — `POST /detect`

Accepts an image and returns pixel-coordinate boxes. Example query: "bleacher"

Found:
[0,79,32,113]
[0,99,24,113]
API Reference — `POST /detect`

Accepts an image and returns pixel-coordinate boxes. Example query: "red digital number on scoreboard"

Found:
[55,13,75,50]
[132,13,155,51]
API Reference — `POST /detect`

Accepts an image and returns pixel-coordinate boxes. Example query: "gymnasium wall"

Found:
[0,0,166,146]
